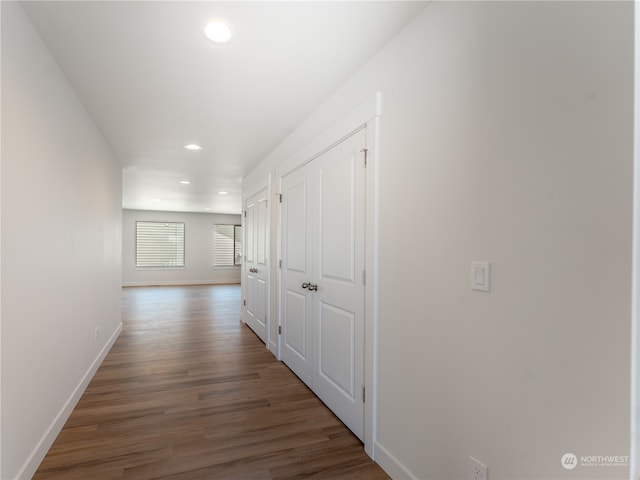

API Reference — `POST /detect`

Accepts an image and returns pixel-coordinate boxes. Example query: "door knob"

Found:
[301,282,310,289]
[307,283,318,291]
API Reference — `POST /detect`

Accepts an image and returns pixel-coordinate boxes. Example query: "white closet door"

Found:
[245,189,268,343]
[280,128,366,440]
[281,169,313,384]
[312,128,366,439]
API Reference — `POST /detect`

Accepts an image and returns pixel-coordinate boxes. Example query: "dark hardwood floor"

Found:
[34,285,389,480]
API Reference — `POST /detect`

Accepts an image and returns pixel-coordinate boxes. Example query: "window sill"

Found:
[134,266,186,271]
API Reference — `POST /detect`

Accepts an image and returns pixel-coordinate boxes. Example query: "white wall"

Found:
[632,1,640,476]
[122,209,241,286]
[246,2,634,479]
[1,3,123,478]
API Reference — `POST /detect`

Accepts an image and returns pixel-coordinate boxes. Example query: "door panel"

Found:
[284,289,308,359]
[280,128,366,440]
[312,129,365,439]
[246,204,255,263]
[281,171,313,384]
[320,156,356,282]
[257,196,267,266]
[244,188,268,343]
[257,277,266,328]
[254,195,268,336]
[246,273,256,326]
[285,180,307,273]
[318,302,354,397]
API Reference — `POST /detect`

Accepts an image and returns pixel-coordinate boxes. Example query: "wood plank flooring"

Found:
[34,285,389,480]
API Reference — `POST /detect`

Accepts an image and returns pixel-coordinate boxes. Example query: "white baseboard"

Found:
[16,322,123,479]
[121,280,240,287]
[374,441,418,480]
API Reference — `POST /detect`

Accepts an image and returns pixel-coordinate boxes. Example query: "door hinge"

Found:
[278,325,282,335]
[362,385,366,403]
[279,259,282,269]
[362,270,366,286]
[243,299,246,306]
[278,193,283,203]
[361,148,368,167]
[244,210,246,218]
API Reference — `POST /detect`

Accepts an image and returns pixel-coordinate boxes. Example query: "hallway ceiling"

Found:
[22,1,426,214]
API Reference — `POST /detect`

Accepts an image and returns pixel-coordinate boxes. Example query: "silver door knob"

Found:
[308,283,318,291]
[301,282,310,289]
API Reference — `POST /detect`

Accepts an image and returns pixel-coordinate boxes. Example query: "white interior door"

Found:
[280,128,366,440]
[312,129,365,439]
[281,169,313,384]
[244,189,268,343]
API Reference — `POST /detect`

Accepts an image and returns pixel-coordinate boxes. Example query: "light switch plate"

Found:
[471,261,491,292]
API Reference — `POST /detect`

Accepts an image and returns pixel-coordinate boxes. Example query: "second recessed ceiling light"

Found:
[204,19,232,44]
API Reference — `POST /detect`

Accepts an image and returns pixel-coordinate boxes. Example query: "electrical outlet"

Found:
[470,456,488,480]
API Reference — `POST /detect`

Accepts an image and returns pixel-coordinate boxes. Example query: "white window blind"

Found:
[136,221,185,267]
[213,224,242,266]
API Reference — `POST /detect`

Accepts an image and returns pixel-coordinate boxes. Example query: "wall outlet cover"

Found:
[470,456,488,480]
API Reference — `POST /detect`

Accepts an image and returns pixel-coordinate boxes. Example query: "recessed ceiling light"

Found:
[204,19,232,44]
[179,180,191,185]
[218,191,228,195]
[152,198,161,202]
[184,144,202,150]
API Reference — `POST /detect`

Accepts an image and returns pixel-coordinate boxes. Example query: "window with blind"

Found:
[212,224,242,266]
[135,221,185,267]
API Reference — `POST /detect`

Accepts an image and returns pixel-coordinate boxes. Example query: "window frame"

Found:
[212,223,242,267]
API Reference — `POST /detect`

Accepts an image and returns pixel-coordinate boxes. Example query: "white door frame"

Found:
[275,92,382,457]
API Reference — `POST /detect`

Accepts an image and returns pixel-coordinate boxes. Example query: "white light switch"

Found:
[471,261,491,292]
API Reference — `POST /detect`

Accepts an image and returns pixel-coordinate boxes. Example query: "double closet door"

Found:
[244,188,268,343]
[280,128,366,440]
